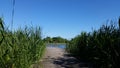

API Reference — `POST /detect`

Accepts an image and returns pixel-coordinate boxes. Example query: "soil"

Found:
[32,47,93,68]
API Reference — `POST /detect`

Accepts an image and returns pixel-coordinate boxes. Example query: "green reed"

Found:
[66,20,120,68]
[0,18,46,68]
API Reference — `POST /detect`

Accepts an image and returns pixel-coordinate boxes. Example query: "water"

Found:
[47,43,66,49]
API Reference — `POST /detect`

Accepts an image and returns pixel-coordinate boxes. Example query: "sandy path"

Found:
[32,47,92,68]
[41,47,65,68]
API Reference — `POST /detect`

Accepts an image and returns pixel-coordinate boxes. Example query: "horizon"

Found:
[0,0,120,39]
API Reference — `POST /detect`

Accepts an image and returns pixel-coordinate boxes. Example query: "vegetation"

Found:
[66,19,120,68]
[1,14,120,68]
[0,18,46,68]
[43,36,69,43]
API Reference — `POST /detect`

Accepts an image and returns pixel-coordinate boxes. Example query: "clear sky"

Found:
[0,0,120,39]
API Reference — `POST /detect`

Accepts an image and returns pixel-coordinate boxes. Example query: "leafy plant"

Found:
[0,18,46,68]
[66,19,120,68]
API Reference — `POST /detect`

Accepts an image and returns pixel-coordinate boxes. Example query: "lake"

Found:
[46,43,66,49]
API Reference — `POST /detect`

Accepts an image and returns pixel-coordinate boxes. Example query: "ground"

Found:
[32,47,93,68]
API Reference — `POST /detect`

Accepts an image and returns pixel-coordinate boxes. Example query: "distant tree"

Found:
[43,36,69,43]
[52,37,64,43]
[43,37,52,43]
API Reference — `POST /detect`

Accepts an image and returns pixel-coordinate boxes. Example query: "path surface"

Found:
[32,47,92,68]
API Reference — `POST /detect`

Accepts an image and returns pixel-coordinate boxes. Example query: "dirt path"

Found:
[32,47,92,68]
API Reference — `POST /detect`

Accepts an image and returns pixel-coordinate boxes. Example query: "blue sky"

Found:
[0,0,120,39]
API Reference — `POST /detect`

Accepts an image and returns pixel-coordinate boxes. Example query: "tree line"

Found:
[43,36,69,43]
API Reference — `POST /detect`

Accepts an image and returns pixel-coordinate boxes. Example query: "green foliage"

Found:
[0,18,46,68]
[43,37,52,43]
[43,36,69,43]
[66,21,120,68]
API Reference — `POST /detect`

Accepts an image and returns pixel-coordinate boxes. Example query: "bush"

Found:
[66,20,120,68]
[0,18,46,68]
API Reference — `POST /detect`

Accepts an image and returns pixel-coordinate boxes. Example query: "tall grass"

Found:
[66,20,120,68]
[0,18,46,68]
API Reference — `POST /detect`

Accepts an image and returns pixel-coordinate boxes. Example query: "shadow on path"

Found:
[32,47,94,68]
[53,53,94,68]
